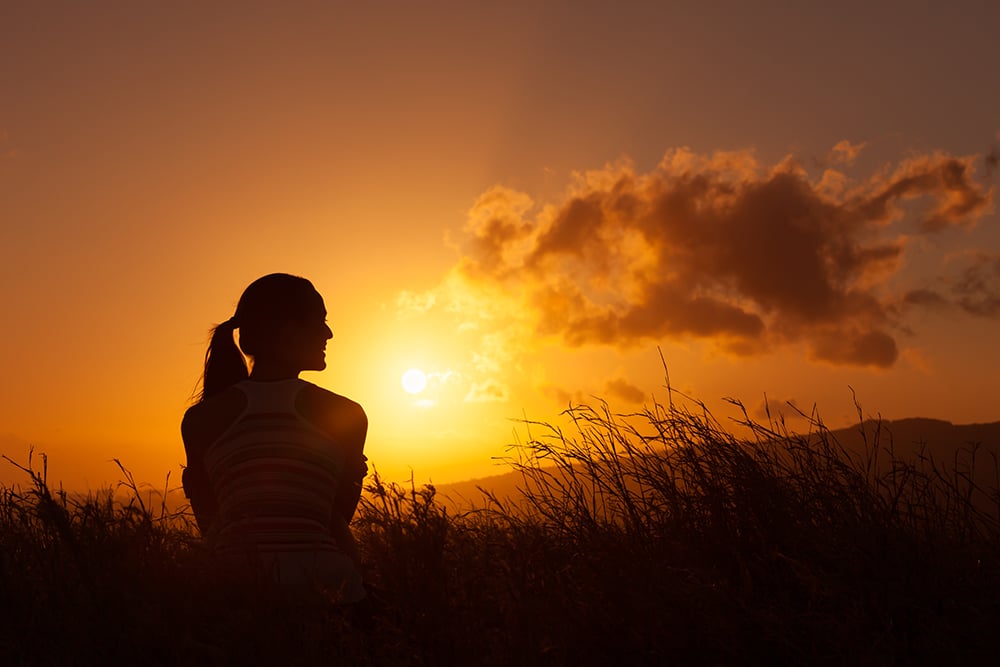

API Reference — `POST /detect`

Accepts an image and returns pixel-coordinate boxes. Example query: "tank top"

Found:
[202,378,365,602]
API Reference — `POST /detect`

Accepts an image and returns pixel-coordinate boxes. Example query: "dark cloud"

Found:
[541,378,646,406]
[952,254,1000,317]
[540,384,589,407]
[604,378,646,404]
[985,146,999,178]
[810,329,898,368]
[903,289,949,308]
[853,154,990,232]
[536,282,766,347]
[456,147,993,367]
[898,255,1000,319]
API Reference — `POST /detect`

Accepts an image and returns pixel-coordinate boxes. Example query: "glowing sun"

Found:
[401,368,428,394]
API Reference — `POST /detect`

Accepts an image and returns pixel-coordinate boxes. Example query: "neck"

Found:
[248,359,301,381]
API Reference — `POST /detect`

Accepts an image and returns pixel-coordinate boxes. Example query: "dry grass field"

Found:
[2,391,999,665]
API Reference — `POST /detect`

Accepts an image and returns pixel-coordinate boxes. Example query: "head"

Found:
[198,273,333,401]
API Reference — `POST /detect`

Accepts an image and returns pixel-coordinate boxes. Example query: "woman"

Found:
[181,273,369,603]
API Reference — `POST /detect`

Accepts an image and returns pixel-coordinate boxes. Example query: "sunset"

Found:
[2,2,999,663]
[3,1,998,491]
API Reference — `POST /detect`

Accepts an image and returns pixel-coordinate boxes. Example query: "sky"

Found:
[2,1,999,491]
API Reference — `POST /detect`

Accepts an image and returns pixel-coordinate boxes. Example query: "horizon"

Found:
[5,407,999,498]
[2,2,999,491]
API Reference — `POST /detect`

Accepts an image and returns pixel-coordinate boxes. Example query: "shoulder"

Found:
[181,386,248,454]
[296,381,367,439]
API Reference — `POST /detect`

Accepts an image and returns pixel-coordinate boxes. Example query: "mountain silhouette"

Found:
[435,417,1000,508]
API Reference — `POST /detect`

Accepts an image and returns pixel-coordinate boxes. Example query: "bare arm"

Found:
[333,406,368,522]
[297,386,369,541]
[181,462,218,535]
[180,406,222,536]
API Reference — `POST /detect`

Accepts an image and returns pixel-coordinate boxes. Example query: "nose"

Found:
[324,323,333,340]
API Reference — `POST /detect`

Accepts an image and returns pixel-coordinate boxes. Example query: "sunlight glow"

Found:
[401,368,428,394]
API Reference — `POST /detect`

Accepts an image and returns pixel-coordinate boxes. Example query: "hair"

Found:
[197,273,320,402]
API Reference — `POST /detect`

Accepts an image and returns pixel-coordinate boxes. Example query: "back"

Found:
[202,379,345,555]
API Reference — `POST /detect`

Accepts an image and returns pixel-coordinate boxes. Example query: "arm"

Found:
[180,408,220,535]
[298,386,370,532]
[181,462,218,535]
[329,404,367,565]
[333,406,369,523]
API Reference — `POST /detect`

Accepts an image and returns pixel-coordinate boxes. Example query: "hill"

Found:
[435,416,1000,508]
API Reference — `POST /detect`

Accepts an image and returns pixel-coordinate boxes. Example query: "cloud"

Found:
[859,154,991,232]
[902,288,949,308]
[951,252,1000,317]
[604,378,646,404]
[901,252,1000,319]
[986,146,998,177]
[809,329,898,368]
[396,290,436,318]
[393,269,530,408]
[826,139,866,166]
[538,378,646,407]
[464,379,510,403]
[451,144,993,368]
[541,384,584,406]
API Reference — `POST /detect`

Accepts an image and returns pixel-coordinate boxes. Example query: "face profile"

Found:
[268,292,333,373]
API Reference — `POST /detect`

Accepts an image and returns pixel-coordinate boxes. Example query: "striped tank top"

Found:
[202,378,365,601]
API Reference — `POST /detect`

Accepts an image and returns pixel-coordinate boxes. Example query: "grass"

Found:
[2,389,999,666]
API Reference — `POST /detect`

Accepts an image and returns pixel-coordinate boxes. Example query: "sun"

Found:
[401,368,428,394]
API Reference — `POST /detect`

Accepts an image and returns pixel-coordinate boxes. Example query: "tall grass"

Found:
[2,391,998,665]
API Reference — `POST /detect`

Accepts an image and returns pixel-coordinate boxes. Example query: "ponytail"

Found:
[194,273,316,402]
[198,318,248,401]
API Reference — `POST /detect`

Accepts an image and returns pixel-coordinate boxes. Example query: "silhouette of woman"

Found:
[181,273,368,603]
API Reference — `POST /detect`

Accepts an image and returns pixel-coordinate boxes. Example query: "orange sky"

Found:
[2,2,999,491]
